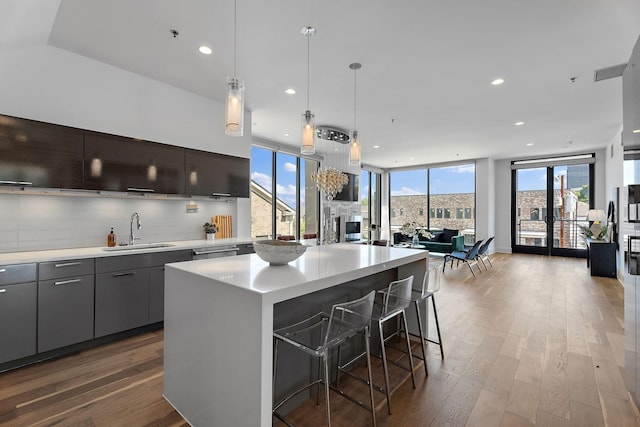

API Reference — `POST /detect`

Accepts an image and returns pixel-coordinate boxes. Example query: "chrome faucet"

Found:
[129,212,142,245]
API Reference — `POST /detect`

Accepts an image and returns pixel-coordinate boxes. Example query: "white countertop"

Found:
[168,243,428,303]
[0,237,253,264]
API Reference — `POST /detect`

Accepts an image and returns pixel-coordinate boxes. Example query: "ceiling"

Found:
[6,0,640,168]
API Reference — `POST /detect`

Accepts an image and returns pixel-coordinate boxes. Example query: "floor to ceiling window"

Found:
[275,153,297,237]
[250,146,274,239]
[360,169,381,242]
[390,164,476,241]
[250,146,318,239]
[429,164,476,243]
[389,169,428,233]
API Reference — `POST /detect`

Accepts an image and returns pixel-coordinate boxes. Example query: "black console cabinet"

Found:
[587,239,617,278]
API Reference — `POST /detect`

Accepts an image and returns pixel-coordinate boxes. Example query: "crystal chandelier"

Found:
[311,165,349,200]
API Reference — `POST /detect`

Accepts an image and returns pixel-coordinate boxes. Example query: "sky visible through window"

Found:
[251,146,300,209]
[390,165,476,195]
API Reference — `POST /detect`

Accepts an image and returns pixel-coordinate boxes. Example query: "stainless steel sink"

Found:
[102,243,175,251]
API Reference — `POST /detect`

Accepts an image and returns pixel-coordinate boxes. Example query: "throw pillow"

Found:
[429,232,444,242]
[441,228,459,243]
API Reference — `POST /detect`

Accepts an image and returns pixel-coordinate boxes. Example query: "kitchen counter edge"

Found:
[0,238,254,264]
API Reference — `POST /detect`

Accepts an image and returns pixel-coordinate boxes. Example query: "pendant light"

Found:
[301,26,316,155]
[225,0,244,137]
[349,62,362,166]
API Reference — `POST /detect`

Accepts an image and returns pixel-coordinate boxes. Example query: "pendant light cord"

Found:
[353,68,357,130]
[306,32,310,110]
[233,0,237,78]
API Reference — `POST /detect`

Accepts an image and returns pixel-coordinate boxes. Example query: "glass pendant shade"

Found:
[349,130,361,166]
[225,77,244,137]
[301,110,315,154]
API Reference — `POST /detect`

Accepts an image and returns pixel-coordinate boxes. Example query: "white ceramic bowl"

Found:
[253,240,307,266]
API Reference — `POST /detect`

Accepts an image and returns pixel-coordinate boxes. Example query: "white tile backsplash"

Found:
[0,193,241,253]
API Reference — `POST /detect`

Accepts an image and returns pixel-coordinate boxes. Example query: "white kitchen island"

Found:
[163,243,427,427]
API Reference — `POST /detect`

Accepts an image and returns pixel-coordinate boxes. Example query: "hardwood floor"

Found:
[1,253,639,426]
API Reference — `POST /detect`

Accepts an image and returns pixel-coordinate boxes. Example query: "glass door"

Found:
[512,161,593,257]
[513,167,549,254]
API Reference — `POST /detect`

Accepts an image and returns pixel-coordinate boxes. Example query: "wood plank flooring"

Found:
[1,253,639,426]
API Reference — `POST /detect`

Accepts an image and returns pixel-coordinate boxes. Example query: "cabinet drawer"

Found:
[148,250,192,267]
[237,243,255,255]
[96,253,151,273]
[0,263,37,286]
[39,259,95,280]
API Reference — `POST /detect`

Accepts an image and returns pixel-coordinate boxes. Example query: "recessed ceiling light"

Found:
[634,129,640,134]
[515,121,525,126]
[373,145,380,149]
[199,46,212,55]
[526,143,534,146]
[491,78,505,85]
[283,133,289,137]
[285,88,296,95]
[409,157,415,160]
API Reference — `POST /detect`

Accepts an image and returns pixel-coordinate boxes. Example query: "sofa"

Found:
[393,229,465,254]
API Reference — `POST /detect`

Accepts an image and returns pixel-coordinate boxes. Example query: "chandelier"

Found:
[311,166,348,200]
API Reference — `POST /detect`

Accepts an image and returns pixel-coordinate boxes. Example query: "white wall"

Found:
[475,158,495,252]
[604,128,625,279]
[0,44,253,252]
[494,159,512,253]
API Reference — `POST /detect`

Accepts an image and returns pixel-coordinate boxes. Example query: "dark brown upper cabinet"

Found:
[185,148,250,198]
[0,115,84,189]
[84,132,185,194]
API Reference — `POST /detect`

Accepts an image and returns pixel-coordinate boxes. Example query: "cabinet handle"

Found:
[0,180,32,186]
[0,268,6,273]
[0,289,6,293]
[113,271,136,277]
[127,187,155,193]
[54,262,82,268]
[54,278,81,286]
[193,247,239,255]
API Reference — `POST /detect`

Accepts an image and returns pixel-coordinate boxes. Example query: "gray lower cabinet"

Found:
[95,268,150,338]
[148,266,165,324]
[148,251,191,323]
[38,274,95,352]
[0,263,37,364]
[38,258,96,352]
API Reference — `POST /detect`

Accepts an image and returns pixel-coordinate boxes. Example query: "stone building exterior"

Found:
[390,193,476,241]
[250,182,296,239]
[390,189,589,249]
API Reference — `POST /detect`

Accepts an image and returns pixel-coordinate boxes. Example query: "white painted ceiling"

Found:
[6,0,640,168]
